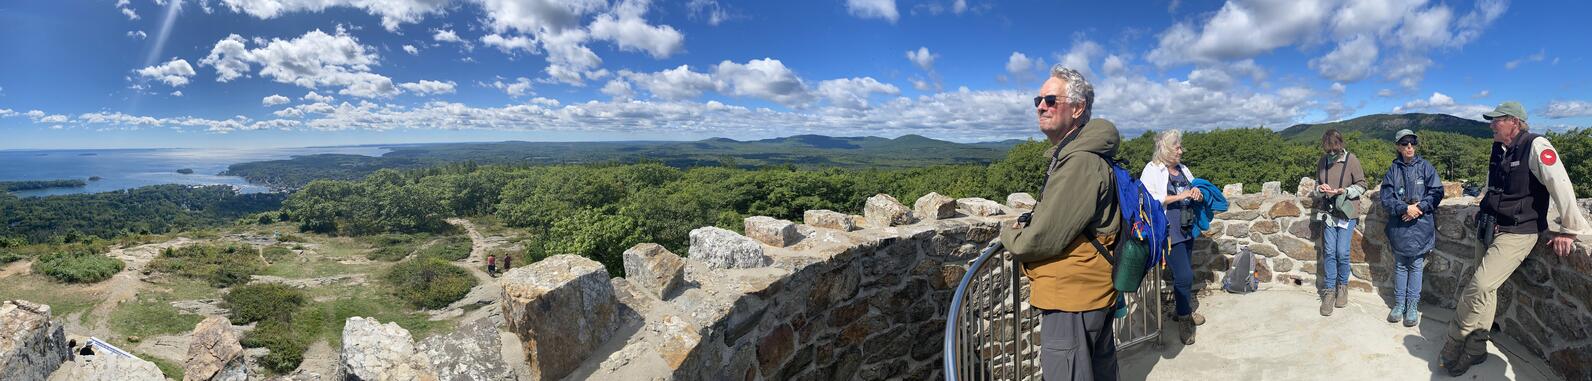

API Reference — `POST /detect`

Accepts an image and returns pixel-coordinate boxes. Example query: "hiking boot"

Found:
[1387,302,1405,323]
[1190,312,1206,326]
[1403,305,1421,327]
[1320,289,1335,316]
[1177,315,1197,345]
[1439,337,1463,370]
[1334,287,1348,308]
[1445,331,1491,377]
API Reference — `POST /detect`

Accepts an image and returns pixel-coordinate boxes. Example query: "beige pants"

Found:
[1449,232,1538,341]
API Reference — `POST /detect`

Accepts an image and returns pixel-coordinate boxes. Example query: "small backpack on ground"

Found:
[1223,246,1261,294]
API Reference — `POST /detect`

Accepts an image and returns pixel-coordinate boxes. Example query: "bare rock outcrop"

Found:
[416,318,514,381]
[914,192,958,221]
[47,355,163,381]
[743,216,799,247]
[687,227,771,269]
[802,210,856,231]
[864,194,915,227]
[338,317,438,381]
[184,316,248,381]
[0,300,70,381]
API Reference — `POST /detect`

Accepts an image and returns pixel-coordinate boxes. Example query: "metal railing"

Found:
[943,241,1163,381]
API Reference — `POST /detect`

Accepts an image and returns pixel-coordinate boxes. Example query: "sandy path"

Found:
[78,238,195,338]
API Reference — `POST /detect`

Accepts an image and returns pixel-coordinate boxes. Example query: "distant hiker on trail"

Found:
[1140,129,1204,346]
[1441,102,1592,377]
[502,254,512,272]
[1378,129,1443,328]
[487,254,497,277]
[1312,128,1366,317]
[999,64,1122,381]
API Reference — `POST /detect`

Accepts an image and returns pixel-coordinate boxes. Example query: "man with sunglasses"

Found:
[1441,101,1592,376]
[1377,129,1443,328]
[1000,64,1122,381]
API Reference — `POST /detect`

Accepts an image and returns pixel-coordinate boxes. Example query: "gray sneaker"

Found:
[1320,289,1335,316]
[1403,305,1421,327]
[1334,287,1348,308]
[1178,315,1197,345]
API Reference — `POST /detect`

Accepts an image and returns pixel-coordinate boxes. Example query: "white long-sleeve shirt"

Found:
[1516,136,1592,236]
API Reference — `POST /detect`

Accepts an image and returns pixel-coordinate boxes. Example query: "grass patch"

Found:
[32,250,123,284]
[415,235,472,261]
[262,245,295,262]
[133,350,185,380]
[109,295,202,338]
[0,273,99,319]
[227,283,311,374]
[298,292,451,347]
[150,244,265,288]
[361,233,431,261]
[384,256,478,309]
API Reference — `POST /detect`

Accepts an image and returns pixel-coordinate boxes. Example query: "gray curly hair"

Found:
[1050,64,1095,125]
[1153,129,1183,165]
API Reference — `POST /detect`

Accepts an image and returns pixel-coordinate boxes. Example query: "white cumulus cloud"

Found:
[199,29,400,98]
[481,34,537,55]
[713,58,811,107]
[1542,100,1592,119]
[217,0,450,31]
[399,80,457,95]
[302,91,334,103]
[262,94,291,106]
[136,58,197,87]
[127,30,148,40]
[1392,92,1491,119]
[589,0,684,59]
[845,0,898,23]
[1309,34,1378,82]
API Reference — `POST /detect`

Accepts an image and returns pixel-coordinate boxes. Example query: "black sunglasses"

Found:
[1033,95,1061,108]
[1398,140,1418,147]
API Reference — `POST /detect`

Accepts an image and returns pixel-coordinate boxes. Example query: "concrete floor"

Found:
[1117,285,1559,381]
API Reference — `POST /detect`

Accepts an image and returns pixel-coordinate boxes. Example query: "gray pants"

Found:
[1040,308,1117,381]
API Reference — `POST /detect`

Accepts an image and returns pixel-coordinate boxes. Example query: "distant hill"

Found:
[1280,113,1490,143]
[224,134,1023,190]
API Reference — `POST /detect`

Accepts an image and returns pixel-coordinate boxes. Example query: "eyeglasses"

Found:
[1398,140,1418,147]
[1033,95,1061,108]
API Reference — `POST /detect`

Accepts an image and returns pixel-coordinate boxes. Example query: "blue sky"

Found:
[1,0,1589,149]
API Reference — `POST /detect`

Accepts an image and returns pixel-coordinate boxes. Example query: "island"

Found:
[176,168,195,174]
[0,179,88,192]
[88,176,102,181]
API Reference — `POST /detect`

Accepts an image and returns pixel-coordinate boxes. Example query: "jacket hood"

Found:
[1058,118,1120,159]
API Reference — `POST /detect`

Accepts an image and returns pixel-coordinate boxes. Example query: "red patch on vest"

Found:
[1541,149,1558,166]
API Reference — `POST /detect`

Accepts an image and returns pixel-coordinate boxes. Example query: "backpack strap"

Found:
[1086,234,1118,267]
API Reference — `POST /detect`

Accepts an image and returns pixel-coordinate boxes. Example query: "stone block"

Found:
[1006,193,1037,210]
[1288,219,1316,240]
[1270,235,1316,261]
[1248,243,1282,258]
[339,317,438,381]
[1251,220,1279,234]
[804,209,857,231]
[0,300,69,381]
[500,255,622,381]
[744,216,799,247]
[623,243,686,299]
[1225,222,1250,238]
[1223,183,1243,197]
[1232,196,1264,211]
[756,324,795,378]
[689,227,771,269]
[1217,210,1261,220]
[184,316,247,381]
[1261,181,1283,198]
[956,197,1007,217]
[1296,177,1317,198]
[914,192,958,221]
[1268,201,1302,218]
[418,317,516,381]
[865,194,915,227]
[1442,181,1464,199]
[1548,344,1592,381]
[1273,257,1294,272]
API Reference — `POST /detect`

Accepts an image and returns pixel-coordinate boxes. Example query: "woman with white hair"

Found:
[1140,129,1203,345]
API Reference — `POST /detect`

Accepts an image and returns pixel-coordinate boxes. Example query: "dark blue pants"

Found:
[1166,239,1195,316]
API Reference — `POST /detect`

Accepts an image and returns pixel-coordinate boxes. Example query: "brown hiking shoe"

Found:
[1320,289,1335,316]
[1335,287,1348,308]
[1445,331,1491,377]
[1191,312,1206,326]
[1438,336,1462,369]
[1178,315,1197,345]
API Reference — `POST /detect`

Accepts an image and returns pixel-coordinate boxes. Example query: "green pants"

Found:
[1449,232,1538,341]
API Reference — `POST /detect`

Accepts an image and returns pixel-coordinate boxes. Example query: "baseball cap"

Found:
[1483,101,1528,122]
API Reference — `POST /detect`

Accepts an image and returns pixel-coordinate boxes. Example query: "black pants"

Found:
[1040,307,1118,381]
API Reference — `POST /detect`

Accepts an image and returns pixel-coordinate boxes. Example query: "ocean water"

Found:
[0,146,390,197]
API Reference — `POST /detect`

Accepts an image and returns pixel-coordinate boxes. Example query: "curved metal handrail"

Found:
[943,240,1011,381]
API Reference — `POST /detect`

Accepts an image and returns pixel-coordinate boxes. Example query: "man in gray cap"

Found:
[1441,101,1592,376]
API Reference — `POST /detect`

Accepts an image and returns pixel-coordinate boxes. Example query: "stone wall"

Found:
[498,194,1017,380]
[1199,179,1592,381]
[488,183,1592,380]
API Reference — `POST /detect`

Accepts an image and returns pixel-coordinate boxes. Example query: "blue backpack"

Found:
[1084,154,1168,293]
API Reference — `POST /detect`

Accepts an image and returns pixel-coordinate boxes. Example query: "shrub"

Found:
[0,251,24,264]
[362,234,427,261]
[151,244,266,288]
[384,256,478,309]
[32,250,123,283]
[223,283,306,325]
[262,245,295,262]
[415,235,472,261]
[240,319,307,374]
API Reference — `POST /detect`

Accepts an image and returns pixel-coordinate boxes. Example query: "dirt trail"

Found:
[0,259,31,278]
[76,238,195,338]
[438,219,506,323]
